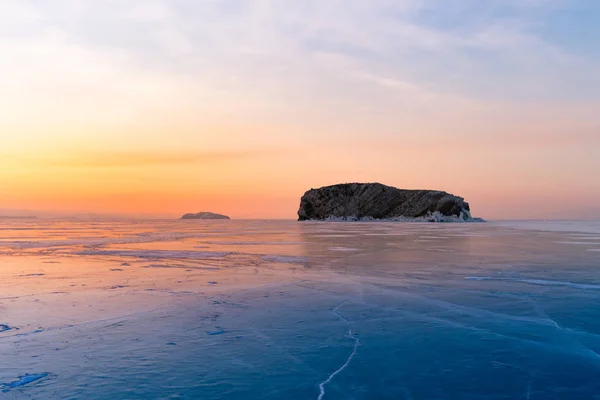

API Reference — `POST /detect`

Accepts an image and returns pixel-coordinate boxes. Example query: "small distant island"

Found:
[181,212,231,220]
[298,183,483,222]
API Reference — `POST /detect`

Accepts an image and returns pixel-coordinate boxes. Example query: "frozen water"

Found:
[465,276,600,290]
[1,219,600,399]
[317,300,360,400]
[328,247,359,252]
[1,373,50,392]
[261,255,309,264]
[77,249,231,259]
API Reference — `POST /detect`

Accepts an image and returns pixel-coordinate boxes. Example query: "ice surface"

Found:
[1,219,599,399]
[328,247,359,252]
[317,301,360,400]
[261,255,309,264]
[465,276,600,290]
[1,373,50,391]
[77,249,231,259]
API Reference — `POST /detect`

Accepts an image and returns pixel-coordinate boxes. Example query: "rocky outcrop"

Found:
[297,183,481,222]
[181,212,230,220]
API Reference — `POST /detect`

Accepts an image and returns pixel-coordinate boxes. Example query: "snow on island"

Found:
[297,183,483,222]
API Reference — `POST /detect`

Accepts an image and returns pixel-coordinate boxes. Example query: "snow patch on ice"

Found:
[261,255,309,264]
[316,211,484,223]
[329,247,359,252]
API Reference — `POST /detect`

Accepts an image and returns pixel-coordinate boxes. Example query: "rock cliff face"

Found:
[297,183,480,222]
[181,212,230,220]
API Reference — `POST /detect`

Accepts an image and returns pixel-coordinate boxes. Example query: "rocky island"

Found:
[297,183,482,222]
[181,212,231,220]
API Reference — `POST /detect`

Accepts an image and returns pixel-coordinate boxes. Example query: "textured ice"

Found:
[556,241,600,245]
[0,232,204,250]
[495,220,600,234]
[1,373,49,391]
[465,276,600,290]
[77,249,231,259]
[317,301,359,400]
[261,255,309,264]
[201,241,301,245]
[1,219,600,399]
[328,247,359,252]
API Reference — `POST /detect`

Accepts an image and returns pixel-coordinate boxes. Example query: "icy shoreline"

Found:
[301,211,485,223]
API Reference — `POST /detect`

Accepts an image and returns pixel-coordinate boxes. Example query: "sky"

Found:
[1,0,599,219]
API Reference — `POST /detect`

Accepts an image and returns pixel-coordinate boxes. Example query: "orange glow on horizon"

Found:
[1,139,598,219]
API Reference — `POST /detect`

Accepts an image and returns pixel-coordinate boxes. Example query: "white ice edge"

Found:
[304,211,484,223]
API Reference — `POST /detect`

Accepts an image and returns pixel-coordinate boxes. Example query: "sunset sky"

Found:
[1,0,599,219]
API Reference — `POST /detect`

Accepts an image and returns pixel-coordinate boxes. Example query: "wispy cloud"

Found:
[23,150,272,168]
[2,0,598,122]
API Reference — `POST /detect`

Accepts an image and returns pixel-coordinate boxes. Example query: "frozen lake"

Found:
[1,219,600,399]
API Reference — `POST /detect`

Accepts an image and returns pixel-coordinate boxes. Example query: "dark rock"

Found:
[297,183,482,222]
[181,212,230,220]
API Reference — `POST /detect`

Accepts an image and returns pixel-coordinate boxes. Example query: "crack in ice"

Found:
[317,300,359,400]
